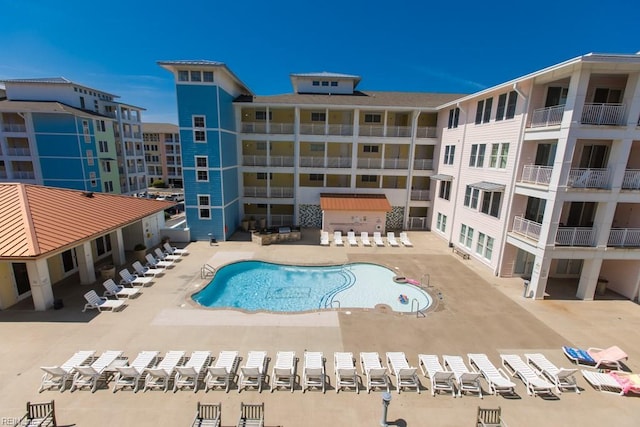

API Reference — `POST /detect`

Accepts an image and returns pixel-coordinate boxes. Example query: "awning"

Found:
[320,193,391,211]
[469,181,505,191]
[430,174,453,181]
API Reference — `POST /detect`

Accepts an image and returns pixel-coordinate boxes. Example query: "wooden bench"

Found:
[452,246,470,260]
[476,406,505,427]
[15,400,57,427]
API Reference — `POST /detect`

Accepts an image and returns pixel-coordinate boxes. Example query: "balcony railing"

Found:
[241,122,267,133]
[327,124,353,136]
[357,158,382,169]
[243,186,294,198]
[383,158,409,169]
[410,190,430,201]
[300,156,324,167]
[556,227,596,246]
[521,165,553,185]
[2,123,27,132]
[326,157,351,168]
[6,147,31,156]
[13,171,35,179]
[416,127,437,138]
[407,216,428,229]
[608,228,640,247]
[566,168,609,189]
[413,159,434,170]
[622,170,640,190]
[269,156,294,167]
[243,155,268,166]
[269,123,295,134]
[581,103,626,125]
[530,105,565,128]
[299,123,326,135]
[244,186,268,197]
[512,216,541,240]
[359,125,384,137]
[386,126,412,137]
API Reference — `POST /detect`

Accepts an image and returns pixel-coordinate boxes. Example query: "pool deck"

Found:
[1,230,639,426]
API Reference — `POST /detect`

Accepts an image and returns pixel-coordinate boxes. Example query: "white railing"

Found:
[357,158,382,169]
[270,214,294,226]
[530,105,565,127]
[622,170,640,189]
[608,228,640,247]
[13,171,35,179]
[359,125,385,137]
[243,155,268,166]
[386,126,412,137]
[521,165,553,185]
[383,158,409,169]
[512,216,541,240]
[243,186,268,197]
[407,216,428,229]
[556,227,596,246]
[241,122,267,133]
[269,156,294,167]
[326,157,351,168]
[581,103,626,125]
[327,124,353,135]
[299,123,326,135]
[6,147,31,156]
[410,190,430,201]
[299,156,325,167]
[269,187,294,198]
[416,127,437,138]
[566,168,609,188]
[413,159,434,170]
[2,123,27,132]
[268,123,294,134]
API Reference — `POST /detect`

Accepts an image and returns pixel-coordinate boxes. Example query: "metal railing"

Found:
[411,298,426,318]
[2,123,27,132]
[566,168,609,189]
[269,123,295,134]
[386,126,412,137]
[327,124,353,135]
[357,158,383,169]
[410,190,430,201]
[556,227,596,246]
[407,216,428,229]
[243,186,268,197]
[530,105,565,128]
[608,228,640,247]
[326,157,351,168]
[299,156,325,167]
[415,127,437,138]
[299,123,326,135]
[201,263,215,279]
[383,158,409,169]
[269,156,294,167]
[622,170,640,189]
[581,103,626,125]
[269,187,294,198]
[521,165,553,185]
[241,122,267,133]
[6,147,30,156]
[243,155,268,166]
[358,125,385,137]
[413,159,434,170]
[512,216,541,240]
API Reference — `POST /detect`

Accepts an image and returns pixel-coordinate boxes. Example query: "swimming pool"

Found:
[192,261,432,313]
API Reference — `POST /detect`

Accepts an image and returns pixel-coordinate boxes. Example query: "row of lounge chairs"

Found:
[321,231,413,247]
[82,243,189,312]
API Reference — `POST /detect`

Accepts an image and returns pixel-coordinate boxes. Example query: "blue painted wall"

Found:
[220,132,237,168]
[176,85,219,129]
[218,88,236,130]
[222,167,239,204]
[32,113,82,134]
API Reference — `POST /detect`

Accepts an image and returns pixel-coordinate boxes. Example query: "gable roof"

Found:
[320,193,391,211]
[0,183,174,259]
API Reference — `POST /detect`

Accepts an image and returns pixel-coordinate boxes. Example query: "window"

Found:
[310,174,324,181]
[257,172,272,180]
[362,175,377,182]
[255,111,272,121]
[506,91,518,119]
[489,143,509,168]
[193,116,205,128]
[459,224,474,248]
[96,120,106,132]
[330,81,338,87]
[469,144,486,167]
[89,172,97,187]
[198,195,210,206]
[101,160,111,173]
[475,98,493,124]
[321,81,329,86]
[464,186,480,209]
[310,143,324,152]
[195,156,208,182]
[443,145,455,165]
[364,114,381,123]
[448,108,460,129]
[193,116,206,143]
[312,81,320,86]
[82,120,90,143]
[481,191,502,218]
[496,91,518,121]
[476,233,485,255]
[190,71,201,82]
[438,180,451,200]
[197,170,209,181]
[178,71,189,81]
[86,150,94,166]
[495,93,507,121]
[363,145,379,153]
[103,180,113,192]
[203,71,214,82]
[436,213,447,232]
[485,236,494,260]
[199,208,211,219]
[195,156,208,168]
[256,142,267,151]
[96,234,112,256]
[311,112,326,122]
[80,96,85,109]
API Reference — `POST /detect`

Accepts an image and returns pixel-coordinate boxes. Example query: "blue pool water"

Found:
[192,261,432,313]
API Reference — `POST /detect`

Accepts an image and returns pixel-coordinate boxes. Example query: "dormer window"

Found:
[190,71,202,82]
[331,81,338,87]
[203,71,214,82]
[312,81,320,86]
[178,70,189,81]
[321,81,329,86]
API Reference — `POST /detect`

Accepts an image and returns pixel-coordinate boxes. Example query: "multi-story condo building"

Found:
[0,77,146,194]
[142,123,182,188]
[161,53,640,302]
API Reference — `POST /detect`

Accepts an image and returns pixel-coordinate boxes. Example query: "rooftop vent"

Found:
[82,191,94,198]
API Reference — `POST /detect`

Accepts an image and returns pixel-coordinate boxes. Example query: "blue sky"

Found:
[1,0,637,124]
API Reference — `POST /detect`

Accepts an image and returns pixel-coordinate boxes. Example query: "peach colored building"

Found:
[142,122,182,188]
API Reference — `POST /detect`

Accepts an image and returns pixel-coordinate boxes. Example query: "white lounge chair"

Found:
[581,369,640,395]
[399,232,413,247]
[102,278,140,299]
[387,232,399,247]
[145,253,173,269]
[320,231,329,246]
[112,351,159,393]
[443,355,483,398]
[373,232,385,247]
[418,354,455,397]
[155,247,181,262]
[334,352,359,394]
[525,353,580,394]
[467,353,516,396]
[82,290,125,312]
[359,352,389,393]
[347,231,358,246]
[500,354,555,396]
[164,242,188,256]
[191,402,221,427]
[143,351,186,392]
[118,268,153,287]
[174,351,212,392]
[386,352,420,394]
[238,351,268,393]
[39,350,95,392]
[271,351,296,393]
[360,232,371,246]
[333,231,344,246]
[237,402,264,427]
[71,350,124,392]
[133,260,163,277]
[303,351,325,393]
[204,350,239,393]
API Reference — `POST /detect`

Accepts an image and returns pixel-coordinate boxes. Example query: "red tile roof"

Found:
[0,183,174,259]
[320,193,391,212]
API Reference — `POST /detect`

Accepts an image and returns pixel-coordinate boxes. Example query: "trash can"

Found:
[523,280,530,298]
[596,278,608,296]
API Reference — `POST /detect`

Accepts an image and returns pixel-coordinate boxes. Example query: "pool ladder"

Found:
[411,298,426,318]
[201,263,216,279]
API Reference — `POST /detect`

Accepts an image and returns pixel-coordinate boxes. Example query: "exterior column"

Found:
[111,229,126,267]
[76,241,96,284]
[528,254,552,299]
[27,259,54,311]
[576,258,602,300]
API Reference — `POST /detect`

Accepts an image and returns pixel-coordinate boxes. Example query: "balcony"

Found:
[243,186,294,198]
[512,216,541,240]
[326,157,351,168]
[327,124,353,136]
[2,123,27,132]
[386,126,411,137]
[13,171,35,179]
[410,190,430,201]
[555,227,596,246]
[383,158,409,169]
[413,159,434,170]
[299,123,325,135]
[608,229,640,247]
[521,165,553,185]
[566,168,609,189]
[407,216,428,229]
[581,103,625,126]
[529,105,565,128]
[416,127,437,138]
[359,125,384,137]
[269,156,294,167]
[6,147,31,156]
[622,170,640,190]
[241,122,294,134]
[243,155,268,166]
